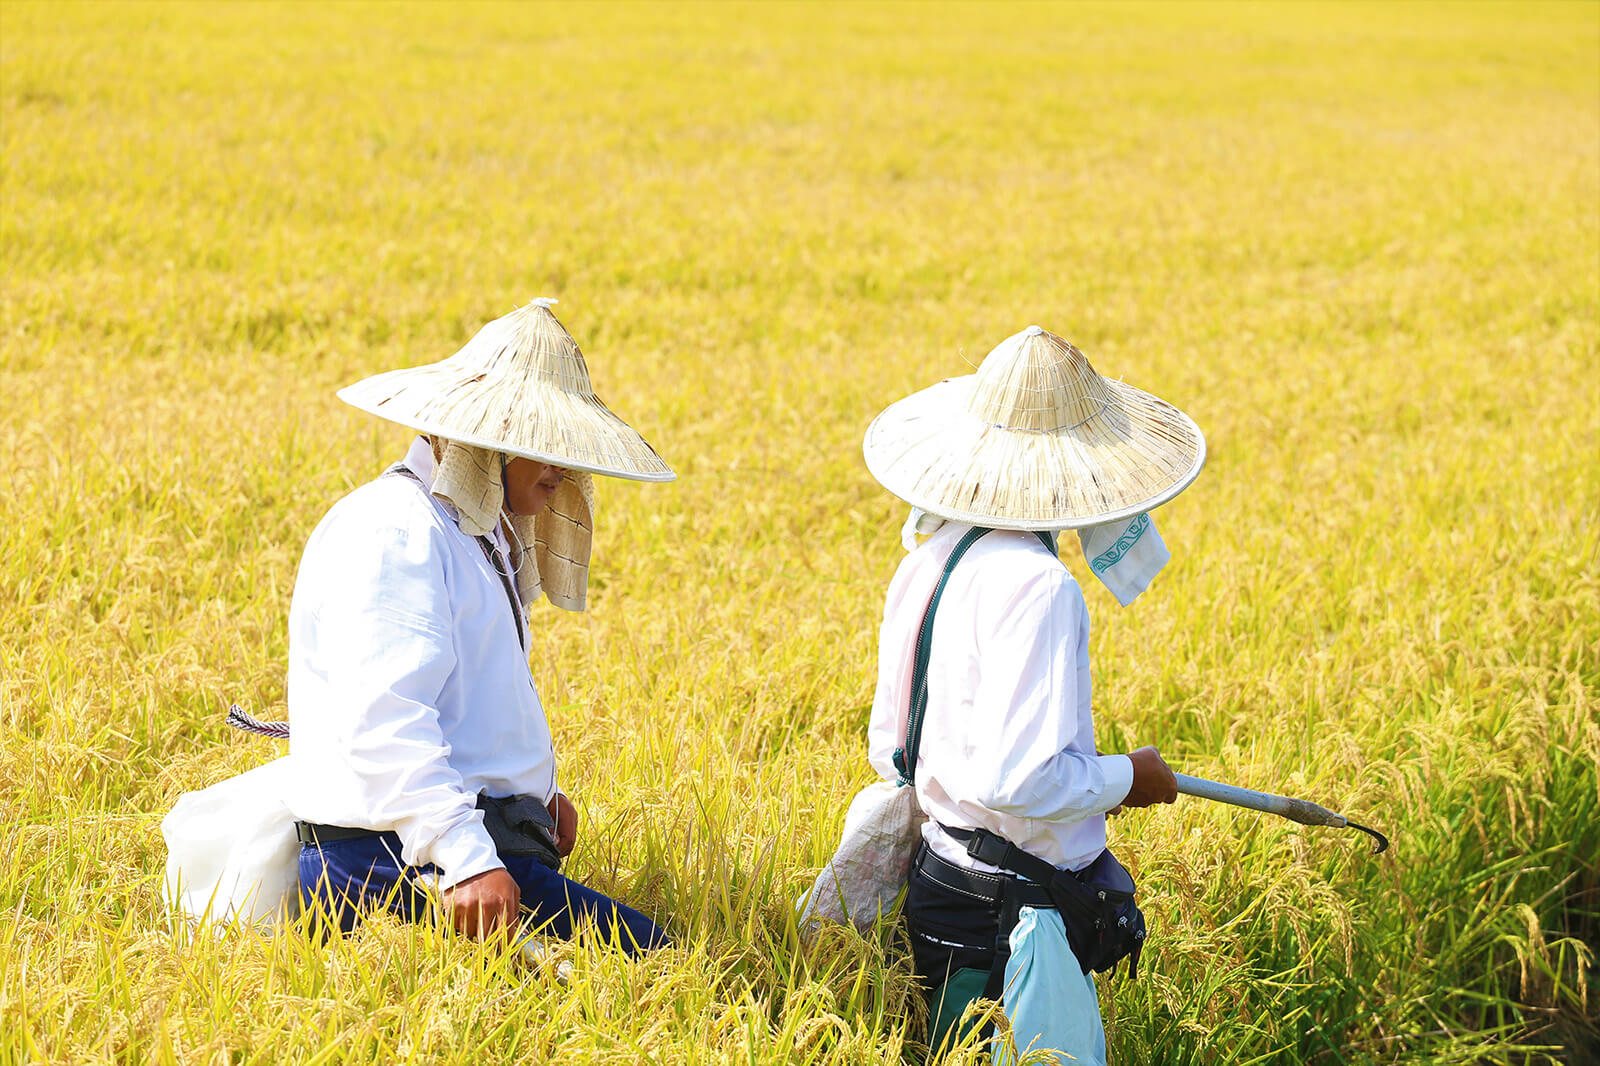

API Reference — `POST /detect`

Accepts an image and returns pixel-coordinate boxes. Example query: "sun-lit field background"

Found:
[3,2,1596,1063]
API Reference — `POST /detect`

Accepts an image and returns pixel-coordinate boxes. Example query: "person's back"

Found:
[871,523,1127,874]
[285,443,557,886]
[859,324,1204,1062]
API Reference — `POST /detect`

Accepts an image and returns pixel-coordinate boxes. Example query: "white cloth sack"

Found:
[162,757,301,928]
[798,780,926,930]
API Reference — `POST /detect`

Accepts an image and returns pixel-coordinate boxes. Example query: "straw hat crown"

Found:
[338,299,673,482]
[863,325,1203,530]
[969,325,1114,432]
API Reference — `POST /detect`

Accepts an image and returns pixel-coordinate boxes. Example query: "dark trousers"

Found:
[903,845,1019,1053]
[904,847,1007,985]
[298,832,668,954]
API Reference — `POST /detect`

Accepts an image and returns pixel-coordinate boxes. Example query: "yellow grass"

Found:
[2,2,1596,1062]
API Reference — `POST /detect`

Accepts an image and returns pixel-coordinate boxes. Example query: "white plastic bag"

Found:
[799,780,926,930]
[162,756,301,929]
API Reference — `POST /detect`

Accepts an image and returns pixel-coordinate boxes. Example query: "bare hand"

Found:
[548,792,578,857]
[445,867,520,939]
[1121,745,1179,808]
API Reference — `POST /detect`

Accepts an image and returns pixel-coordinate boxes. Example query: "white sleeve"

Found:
[866,613,909,785]
[866,556,924,785]
[965,572,1133,822]
[288,495,502,889]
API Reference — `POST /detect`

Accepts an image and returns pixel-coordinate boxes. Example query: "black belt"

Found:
[914,842,1056,910]
[295,821,391,847]
[295,794,559,871]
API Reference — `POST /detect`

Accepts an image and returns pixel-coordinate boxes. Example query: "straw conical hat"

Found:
[863,325,1204,530]
[338,299,674,482]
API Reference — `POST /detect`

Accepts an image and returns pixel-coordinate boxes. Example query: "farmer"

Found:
[283,298,671,950]
[860,325,1203,1062]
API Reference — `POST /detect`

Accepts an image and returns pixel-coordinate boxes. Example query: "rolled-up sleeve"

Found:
[288,493,501,889]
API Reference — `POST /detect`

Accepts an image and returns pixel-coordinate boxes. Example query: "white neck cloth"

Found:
[901,507,1169,607]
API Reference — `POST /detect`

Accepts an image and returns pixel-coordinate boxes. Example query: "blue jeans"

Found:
[299,832,668,954]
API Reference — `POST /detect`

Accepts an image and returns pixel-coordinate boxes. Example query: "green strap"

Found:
[893,527,1056,786]
[894,527,987,785]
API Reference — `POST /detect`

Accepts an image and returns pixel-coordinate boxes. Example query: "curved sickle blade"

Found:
[1345,820,1390,854]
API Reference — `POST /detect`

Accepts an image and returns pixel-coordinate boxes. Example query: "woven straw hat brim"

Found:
[338,369,673,482]
[863,375,1205,530]
[337,306,674,483]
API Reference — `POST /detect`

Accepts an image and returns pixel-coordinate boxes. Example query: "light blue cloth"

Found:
[994,906,1107,1066]
[1076,511,1168,607]
[902,506,1169,608]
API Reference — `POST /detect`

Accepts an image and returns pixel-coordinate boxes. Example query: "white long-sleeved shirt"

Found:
[867,521,1134,875]
[284,436,554,888]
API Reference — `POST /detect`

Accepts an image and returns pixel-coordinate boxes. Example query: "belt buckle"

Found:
[963,828,1009,867]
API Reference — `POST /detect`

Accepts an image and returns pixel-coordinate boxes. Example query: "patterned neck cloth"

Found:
[901,507,1169,607]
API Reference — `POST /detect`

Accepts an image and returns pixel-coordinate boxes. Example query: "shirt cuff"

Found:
[1096,754,1135,813]
[426,821,503,890]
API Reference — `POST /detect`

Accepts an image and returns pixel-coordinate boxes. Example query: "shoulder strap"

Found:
[894,527,1056,785]
[893,526,989,785]
[385,464,526,649]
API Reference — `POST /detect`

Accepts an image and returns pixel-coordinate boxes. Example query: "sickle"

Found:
[1172,773,1390,854]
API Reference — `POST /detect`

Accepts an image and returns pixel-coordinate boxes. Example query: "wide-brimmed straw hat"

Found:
[338,298,674,482]
[863,325,1204,530]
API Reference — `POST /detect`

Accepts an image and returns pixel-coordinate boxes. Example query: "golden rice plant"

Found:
[2,2,1595,1063]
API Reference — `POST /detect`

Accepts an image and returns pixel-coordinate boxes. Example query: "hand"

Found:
[548,791,578,857]
[1121,745,1179,809]
[445,867,520,939]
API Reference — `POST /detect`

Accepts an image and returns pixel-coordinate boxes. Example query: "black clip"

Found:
[962,828,1010,867]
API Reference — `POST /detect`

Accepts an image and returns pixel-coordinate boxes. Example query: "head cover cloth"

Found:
[338,297,673,611]
[429,439,596,612]
[870,325,1203,605]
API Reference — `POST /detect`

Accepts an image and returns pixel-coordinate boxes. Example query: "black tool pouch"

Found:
[1044,848,1146,977]
[477,793,562,870]
[942,824,1147,977]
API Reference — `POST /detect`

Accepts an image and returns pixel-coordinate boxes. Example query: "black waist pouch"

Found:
[477,793,561,870]
[941,824,1147,977]
[1045,848,1147,976]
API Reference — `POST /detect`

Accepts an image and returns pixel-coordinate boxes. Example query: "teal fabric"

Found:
[894,526,990,785]
[928,966,993,1055]
[1086,512,1149,576]
[995,906,1106,1066]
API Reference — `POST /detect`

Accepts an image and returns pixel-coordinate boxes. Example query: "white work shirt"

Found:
[867,522,1134,874]
[285,436,553,888]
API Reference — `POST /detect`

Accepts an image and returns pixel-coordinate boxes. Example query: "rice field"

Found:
[2,2,1596,1063]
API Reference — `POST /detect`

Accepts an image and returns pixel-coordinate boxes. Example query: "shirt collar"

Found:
[402,435,440,491]
[914,516,1057,557]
